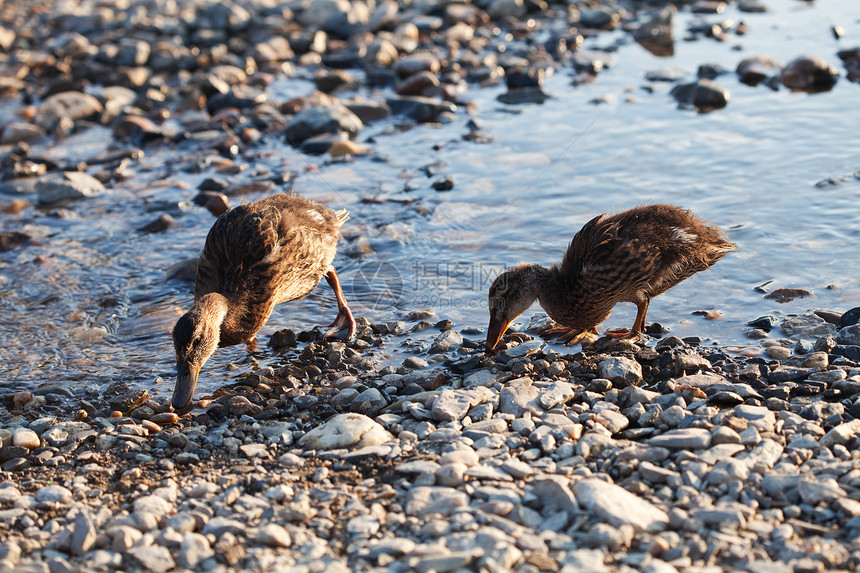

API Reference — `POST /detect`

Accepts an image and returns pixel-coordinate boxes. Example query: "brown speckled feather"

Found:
[544,204,736,329]
[194,194,347,346]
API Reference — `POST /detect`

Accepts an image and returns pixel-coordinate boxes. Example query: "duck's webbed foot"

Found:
[546,326,599,346]
[324,307,357,341]
[591,330,643,351]
[323,268,357,341]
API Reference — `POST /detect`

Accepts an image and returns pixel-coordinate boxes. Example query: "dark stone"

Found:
[497,88,550,105]
[767,366,814,384]
[781,55,839,93]
[432,177,454,191]
[764,288,814,303]
[506,67,545,90]
[138,214,177,234]
[198,177,229,192]
[832,345,860,362]
[269,329,297,348]
[386,96,456,123]
[737,55,785,86]
[293,395,318,409]
[670,79,730,112]
[0,231,31,252]
[841,307,860,327]
[633,7,675,57]
[697,63,727,79]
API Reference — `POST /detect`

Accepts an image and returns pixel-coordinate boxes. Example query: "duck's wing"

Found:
[559,213,662,294]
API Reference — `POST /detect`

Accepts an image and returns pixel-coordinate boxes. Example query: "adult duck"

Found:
[171,194,356,409]
[486,204,736,350]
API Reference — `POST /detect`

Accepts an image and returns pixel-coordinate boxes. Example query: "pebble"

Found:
[35,172,106,205]
[670,79,730,112]
[297,413,393,450]
[574,479,669,532]
[599,357,643,387]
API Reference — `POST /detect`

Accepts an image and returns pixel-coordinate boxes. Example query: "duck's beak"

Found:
[172,359,200,410]
[485,317,511,351]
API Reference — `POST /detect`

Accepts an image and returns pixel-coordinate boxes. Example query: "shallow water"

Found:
[1,0,858,400]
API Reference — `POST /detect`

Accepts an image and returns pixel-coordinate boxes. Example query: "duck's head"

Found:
[171,294,227,410]
[486,264,542,351]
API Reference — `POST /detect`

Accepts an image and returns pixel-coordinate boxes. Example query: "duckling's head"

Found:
[486,264,543,351]
[171,294,228,410]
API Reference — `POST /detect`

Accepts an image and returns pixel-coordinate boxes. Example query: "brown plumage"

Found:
[486,204,737,350]
[171,194,356,409]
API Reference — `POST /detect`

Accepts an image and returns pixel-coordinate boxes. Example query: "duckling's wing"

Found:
[194,204,283,295]
[560,214,661,293]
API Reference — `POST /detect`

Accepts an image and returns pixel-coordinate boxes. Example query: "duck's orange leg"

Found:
[323,268,357,340]
[546,326,599,346]
[593,301,649,349]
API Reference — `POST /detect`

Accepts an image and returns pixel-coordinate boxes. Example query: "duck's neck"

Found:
[191,293,229,341]
[524,264,568,321]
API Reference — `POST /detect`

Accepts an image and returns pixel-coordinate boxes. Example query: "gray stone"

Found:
[11,428,40,450]
[798,476,846,505]
[70,512,96,555]
[599,357,642,387]
[781,314,837,338]
[836,325,860,346]
[538,381,575,409]
[127,545,175,573]
[574,478,669,531]
[414,549,478,573]
[707,458,750,484]
[0,122,45,145]
[738,438,783,469]
[429,330,463,354]
[464,370,499,388]
[405,487,469,516]
[176,533,213,569]
[298,413,393,450]
[498,378,540,416]
[648,428,711,449]
[432,389,475,422]
[201,516,245,537]
[36,172,106,205]
[133,495,172,516]
[255,523,292,547]
[734,404,775,431]
[284,103,363,146]
[820,419,860,448]
[34,485,73,505]
[531,475,578,514]
[39,90,103,127]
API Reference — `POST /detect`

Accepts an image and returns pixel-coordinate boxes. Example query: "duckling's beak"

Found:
[172,359,200,410]
[485,318,511,351]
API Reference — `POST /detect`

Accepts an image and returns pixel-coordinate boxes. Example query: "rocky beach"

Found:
[2,0,860,572]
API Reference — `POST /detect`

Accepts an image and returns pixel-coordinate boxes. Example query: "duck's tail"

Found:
[334,209,350,227]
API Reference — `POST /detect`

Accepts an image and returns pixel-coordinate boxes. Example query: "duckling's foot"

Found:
[546,327,599,346]
[591,331,643,351]
[324,307,357,341]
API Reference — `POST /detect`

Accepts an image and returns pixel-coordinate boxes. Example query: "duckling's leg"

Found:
[323,268,357,340]
[546,326,599,346]
[592,301,648,349]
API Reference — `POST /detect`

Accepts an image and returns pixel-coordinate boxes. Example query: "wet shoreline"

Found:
[2,0,860,571]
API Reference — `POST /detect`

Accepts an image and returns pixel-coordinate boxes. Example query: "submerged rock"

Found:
[781,55,839,92]
[36,172,106,205]
[670,79,730,112]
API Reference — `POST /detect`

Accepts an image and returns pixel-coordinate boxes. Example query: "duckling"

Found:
[171,194,356,409]
[486,204,736,350]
